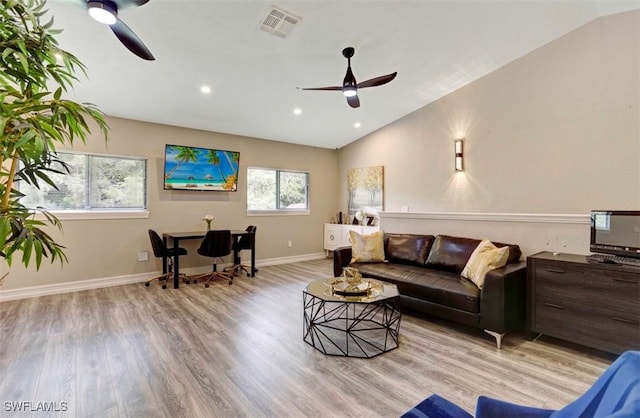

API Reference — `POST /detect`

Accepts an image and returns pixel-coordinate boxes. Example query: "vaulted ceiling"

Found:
[48,0,639,149]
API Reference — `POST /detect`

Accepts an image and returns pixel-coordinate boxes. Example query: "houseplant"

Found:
[0,0,108,283]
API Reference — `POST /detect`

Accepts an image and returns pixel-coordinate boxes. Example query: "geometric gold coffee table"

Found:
[303,278,401,358]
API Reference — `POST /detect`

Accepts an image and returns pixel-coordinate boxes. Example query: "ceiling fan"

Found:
[64,0,154,60]
[298,47,397,109]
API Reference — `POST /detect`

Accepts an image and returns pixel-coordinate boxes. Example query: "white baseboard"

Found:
[0,252,326,302]
[253,252,326,267]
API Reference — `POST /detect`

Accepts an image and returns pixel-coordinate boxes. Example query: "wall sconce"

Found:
[454,139,464,171]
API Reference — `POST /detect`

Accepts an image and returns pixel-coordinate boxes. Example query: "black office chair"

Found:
[195,230,233,287]
[145,229,190,289]
[225,225,257,277]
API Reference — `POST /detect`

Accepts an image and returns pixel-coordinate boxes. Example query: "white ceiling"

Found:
[47,0,639,149]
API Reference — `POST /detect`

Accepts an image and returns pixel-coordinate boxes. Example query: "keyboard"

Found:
[586,254,640,267]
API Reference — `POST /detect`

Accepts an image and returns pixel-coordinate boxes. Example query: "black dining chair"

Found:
[145,229,190,289]
[226,225,257,277]
[195,230,233,287]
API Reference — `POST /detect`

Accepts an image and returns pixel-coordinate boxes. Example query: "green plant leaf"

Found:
[22,236,33,268]
[0,217,10,249]
[0,0,108,273]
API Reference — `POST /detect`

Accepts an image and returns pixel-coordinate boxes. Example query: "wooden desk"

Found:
[162,230,256,289]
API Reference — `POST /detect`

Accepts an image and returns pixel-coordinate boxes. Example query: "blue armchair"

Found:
[402,351,640,418]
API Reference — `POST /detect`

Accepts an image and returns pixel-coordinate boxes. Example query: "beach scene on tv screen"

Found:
[164,145,239,191]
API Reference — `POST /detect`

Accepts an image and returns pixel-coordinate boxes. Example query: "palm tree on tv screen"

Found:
[206,150,225,181]
[222,151,239,173]
[165,146,198,179]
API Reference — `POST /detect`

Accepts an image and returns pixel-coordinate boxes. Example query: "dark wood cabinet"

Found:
[527,251,640,354]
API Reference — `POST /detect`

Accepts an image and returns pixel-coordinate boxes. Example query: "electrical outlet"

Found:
[287,240,292,248]
[137,251,148,262]
[401,205,409,213]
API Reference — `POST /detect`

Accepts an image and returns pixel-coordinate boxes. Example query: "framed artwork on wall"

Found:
[347,165,384,215]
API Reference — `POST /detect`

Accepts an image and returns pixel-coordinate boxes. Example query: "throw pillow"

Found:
[385,233,435,266]
[350,230,385,264]
[461,238,510,289]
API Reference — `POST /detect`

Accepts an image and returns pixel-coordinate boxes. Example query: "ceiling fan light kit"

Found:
[342,47,358,97]
[343,87,357,97]
[88,1,117,25]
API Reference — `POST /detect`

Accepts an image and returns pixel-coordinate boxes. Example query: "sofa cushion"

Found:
[426,235,521,273]
[353,262,480,313]
[384,233,435,267]
[349,230,385,263]
[462,239,510,289]
[425,235,482,274]
[493,241,522,264]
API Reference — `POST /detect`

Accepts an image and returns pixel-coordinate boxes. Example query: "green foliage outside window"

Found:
[20,152,146,210]
[247,168,308,211]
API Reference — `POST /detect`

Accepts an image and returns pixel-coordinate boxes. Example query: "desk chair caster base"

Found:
[203,278,232,288]
[144,275,171,289]
[145,272,189,289]
[194,271,233,288]
[225,264,256,278]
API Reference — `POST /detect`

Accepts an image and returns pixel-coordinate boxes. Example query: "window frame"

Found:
[18,150,149,220]
[246,166,310,216]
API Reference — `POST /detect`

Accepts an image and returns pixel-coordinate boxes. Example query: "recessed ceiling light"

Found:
[200,85,211,94]
[354,122,361,128]
[293,108,302,115]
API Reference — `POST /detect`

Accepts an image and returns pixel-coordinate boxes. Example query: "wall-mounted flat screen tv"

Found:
[163,144,240,191]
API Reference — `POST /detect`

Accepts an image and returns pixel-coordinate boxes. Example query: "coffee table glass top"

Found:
[304,277,399,303]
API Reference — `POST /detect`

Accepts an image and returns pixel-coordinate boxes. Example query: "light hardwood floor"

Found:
[0,259,615,417]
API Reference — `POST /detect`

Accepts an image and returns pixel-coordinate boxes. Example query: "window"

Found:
[595,213,610,232]
[19,151,147,211]
[247,167,309,212]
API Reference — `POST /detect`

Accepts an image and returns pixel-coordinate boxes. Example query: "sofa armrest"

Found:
[480,261,527,334]
[333,246,352,277]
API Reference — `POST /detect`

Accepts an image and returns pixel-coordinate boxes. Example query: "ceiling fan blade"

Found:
[357,72,397,89]
[114,0,150,8]
[297,86,343,91]
[110,18,154,60]
[57,0,149,10]
[55,0,89,6]
[347,95,360,109]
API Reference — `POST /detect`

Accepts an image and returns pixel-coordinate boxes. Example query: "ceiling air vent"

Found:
[259,6,301,39]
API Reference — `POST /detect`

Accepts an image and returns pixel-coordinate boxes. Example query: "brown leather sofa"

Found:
[333,233,527,348]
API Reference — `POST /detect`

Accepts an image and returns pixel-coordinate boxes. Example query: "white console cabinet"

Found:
[323,223,380,256]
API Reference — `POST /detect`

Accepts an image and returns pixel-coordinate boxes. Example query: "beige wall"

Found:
[338,11,639,254]
[2,117,338,291]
